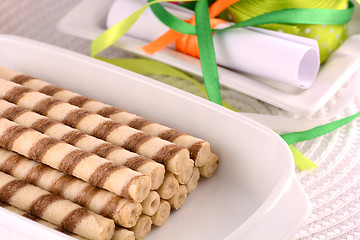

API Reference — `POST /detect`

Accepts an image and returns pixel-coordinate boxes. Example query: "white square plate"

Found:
[0,35,310,240]
[57,0,360,115]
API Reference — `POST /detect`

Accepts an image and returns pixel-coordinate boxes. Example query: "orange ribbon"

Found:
[141,0,240,57]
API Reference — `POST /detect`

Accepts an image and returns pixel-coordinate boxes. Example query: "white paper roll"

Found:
[107,0,320,89]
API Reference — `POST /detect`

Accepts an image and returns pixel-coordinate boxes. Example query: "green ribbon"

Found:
[148,1,353,34]
[281,112,360,169]
[195,0,222,105]
[281,112,360,145]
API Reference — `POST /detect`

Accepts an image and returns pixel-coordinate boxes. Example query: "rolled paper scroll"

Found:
[0,117,151,202]
[0,78,189,175]
[0,201,87,240]
[0,171,115,240]
[129,215,152,240]
[185,167,200,193]
[0,99,165,190]
[141,190,160,216]
[151,199,171,227]
[168,185,188,210]
[199,152,219,178]
[156,171,179,200]
[0,148,142,227]
[107,0,320,89]
[0,65,210,168]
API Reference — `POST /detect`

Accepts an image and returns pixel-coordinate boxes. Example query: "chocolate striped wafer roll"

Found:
[151,199,171,227]
[0,66,210,167]
[0,99,165,190]
[0,78,189,175]
[0,148,142,227]
[199,152,219,178]
[0,117,151,202]
[0,201,87,240]
[174,158,194,184]
[141,191,160,216]
[186,167,200,193]
[113,227,135,240]
[0,171,115,240]
[168,185,188,210]
[156,172,179,200]
[130,215,152,240]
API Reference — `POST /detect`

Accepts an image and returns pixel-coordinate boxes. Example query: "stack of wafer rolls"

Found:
[0,78,190,176]
[0,99,165,190]
[0,65,222,239]
[0,147,142,228]
[0,171,115,240]
[0,117,151,202]
[0,66,215,169]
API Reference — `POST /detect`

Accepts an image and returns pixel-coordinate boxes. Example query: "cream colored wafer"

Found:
[199,152,219,177]
[113,227,135,240]
[168,185,188,210]
[174,158,194,184]
[151,199,171,227]
[0,117,150,202]
[186,167,200,193]
[129,215,152,240]
[156,172,179,200]
[0,78,189,175]
[0,148,142,227]
[0,171,115,240]
[141,191,160,216]
[0,201,87,240]
[0,99,165,190]
[0,66,210,167]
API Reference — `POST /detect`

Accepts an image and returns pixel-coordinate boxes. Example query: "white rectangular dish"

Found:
[57,0,360,115]
[0,35,310,240]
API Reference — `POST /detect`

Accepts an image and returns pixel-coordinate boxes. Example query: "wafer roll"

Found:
[0,66,211,167]
[151,199,171,227]
[130,215,152,240]
[175,158,194,184]
[113,227,135,240]
[141,191,160,216]
[0,99,165,190]
[0,78,189,175]
[186,167,200,193]
[199,152,219,177]
[156,172,179,200]
[0,201,87,240]
[0,171,115,240]
[168,185,188,210]
[0,148,142,227]
[0,117,150,201]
